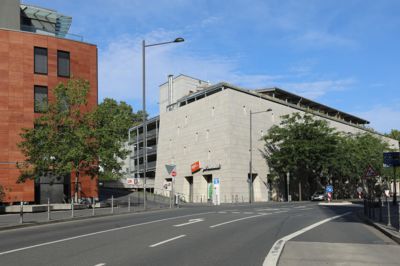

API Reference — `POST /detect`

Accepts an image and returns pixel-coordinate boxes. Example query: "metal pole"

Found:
[142,40,147,211]
[92,197,95,216]
[387,196,391,227]
[286,172,290,202]
[71,198,74,218]
[19,201,23,224]
[128,129,131,180]
[111,195,114,214]
[394,166,397,205]
[47,198,50,221]
[249,111,253,204]
[128,196,131,212]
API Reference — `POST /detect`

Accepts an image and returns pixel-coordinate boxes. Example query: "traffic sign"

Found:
[357,187,363,193]
[165,164,176,177]
[363,165,378,179]
[213,178,220,185]
[384,152,400,167]
[326,185,333,193]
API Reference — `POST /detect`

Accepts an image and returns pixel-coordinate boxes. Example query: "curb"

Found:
[0,206,172,232]
[357,210,400,244]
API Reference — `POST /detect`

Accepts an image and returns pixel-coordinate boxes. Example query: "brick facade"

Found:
[0,29,98,203]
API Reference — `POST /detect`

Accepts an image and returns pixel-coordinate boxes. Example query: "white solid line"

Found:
[210,213,269,228]
[0,211,215,256]
[94,263,106,266]
[149,235,186,247]
[263,211,351,266]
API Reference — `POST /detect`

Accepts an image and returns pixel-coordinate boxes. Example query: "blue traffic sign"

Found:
[326,185,333,193]
[213,178,220,185]
[384,152,400,167]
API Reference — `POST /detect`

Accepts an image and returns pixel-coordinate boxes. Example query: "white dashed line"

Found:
[149,235,186,248]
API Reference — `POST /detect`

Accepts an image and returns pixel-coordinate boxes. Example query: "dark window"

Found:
[57,50,70,77]
[34,86,48,113]
[34,47,48,74]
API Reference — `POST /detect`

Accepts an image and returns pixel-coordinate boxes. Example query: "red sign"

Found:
[191,161,201,173]
[171,170,177,177]
[363,165,378,179]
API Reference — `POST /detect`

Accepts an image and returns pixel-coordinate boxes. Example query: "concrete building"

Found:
[138,75,399,203]
[0,0,98,204]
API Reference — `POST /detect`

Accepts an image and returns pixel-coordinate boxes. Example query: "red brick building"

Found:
[0,1,98,204]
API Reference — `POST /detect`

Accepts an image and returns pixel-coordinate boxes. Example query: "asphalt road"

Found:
[0,202,396,266]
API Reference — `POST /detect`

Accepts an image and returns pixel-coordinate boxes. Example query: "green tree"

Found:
[17,79,141,196]
[91,98,142,180]
[386,129,400,143]
[263,113,340,200]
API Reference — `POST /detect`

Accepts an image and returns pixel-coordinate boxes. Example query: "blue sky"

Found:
[24,0,400,133]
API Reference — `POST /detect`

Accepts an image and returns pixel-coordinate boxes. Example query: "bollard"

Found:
[128,196,131,212]
[92,197,95,216]
[19,201,23,224]
[111,195,114,214]
[379,198,382,222]
[47,198,51,221]
[71,199,74,218]
[387,197,392,227]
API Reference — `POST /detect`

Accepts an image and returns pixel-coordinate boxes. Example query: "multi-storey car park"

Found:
[122,74,398,203]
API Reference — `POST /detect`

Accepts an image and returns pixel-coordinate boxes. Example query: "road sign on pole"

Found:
[165,164,176,176]
[326,185,333,193]
[363,165,378,179]
[384,152,400,167]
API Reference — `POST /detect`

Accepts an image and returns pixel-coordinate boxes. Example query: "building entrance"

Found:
[185,176,193,202]
[203,174,212,202]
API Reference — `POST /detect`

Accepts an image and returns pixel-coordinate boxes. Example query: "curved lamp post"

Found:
[142,37,184,209]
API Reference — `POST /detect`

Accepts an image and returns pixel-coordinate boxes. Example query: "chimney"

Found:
[168,74,174,105]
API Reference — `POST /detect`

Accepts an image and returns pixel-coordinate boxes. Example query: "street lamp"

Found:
[249,108,272,203]
[142,37,184,210]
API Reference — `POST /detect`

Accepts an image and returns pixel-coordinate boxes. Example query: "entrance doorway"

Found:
[185,176,193,202]
[203,174,212,202]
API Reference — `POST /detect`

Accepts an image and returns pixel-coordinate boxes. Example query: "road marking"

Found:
[94,263,106,266]
[173,218,204,227]
[294,205,306,208]
[149,235,186,247]
[263,211,351,266]
[255,208,279,211]
[0,211,214,256]
[210,213,269,228]
[244,212,254,214]
[232,211,240,214]
[218,211,227,214]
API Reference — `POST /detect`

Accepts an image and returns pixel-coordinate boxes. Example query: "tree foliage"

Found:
[18,79,141,182]
[263,113,390,199]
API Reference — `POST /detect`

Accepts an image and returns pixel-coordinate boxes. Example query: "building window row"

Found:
[34,47,70,77]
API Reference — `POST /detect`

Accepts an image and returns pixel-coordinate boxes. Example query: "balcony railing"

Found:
[20,25,83,42]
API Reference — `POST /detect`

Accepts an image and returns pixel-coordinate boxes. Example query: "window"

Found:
[57,50,70,77]
[34,47,48,74]
[34,86,48,113]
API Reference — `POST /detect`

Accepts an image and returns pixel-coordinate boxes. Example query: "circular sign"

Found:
[171,170,177,177]
[357,187,363,193]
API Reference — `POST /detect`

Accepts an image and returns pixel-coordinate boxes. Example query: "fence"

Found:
[364,197,400,230]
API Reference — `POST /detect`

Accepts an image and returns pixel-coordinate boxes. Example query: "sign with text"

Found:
[384,152,400,167]
[191,161,201,173]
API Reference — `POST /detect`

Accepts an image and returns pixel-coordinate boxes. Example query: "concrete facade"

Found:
[153,76,399,203]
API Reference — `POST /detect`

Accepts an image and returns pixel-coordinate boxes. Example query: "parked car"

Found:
[311,191,325,201]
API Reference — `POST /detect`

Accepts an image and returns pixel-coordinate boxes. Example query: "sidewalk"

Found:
[0,193,171,231]
[361,199,400,243]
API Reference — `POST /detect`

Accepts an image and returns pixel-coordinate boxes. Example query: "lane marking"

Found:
[210,213,269,228]
[263,211,351,266]
[0,211,215,256]
[244,212,254,214]
[218,211,227,214]
[173,218,204,227]
[94,263,106,266]
[149,234,186,248]
[255,208,279,211]
[294,206,306,209]
[232,211,240,214]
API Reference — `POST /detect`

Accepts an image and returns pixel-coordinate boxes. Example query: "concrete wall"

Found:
[0,0,20,31]
[155,83,399,203]
[159,75,209,114]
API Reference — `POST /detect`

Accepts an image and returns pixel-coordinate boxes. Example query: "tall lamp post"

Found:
[249,108,272,203]
[142,37,184,209]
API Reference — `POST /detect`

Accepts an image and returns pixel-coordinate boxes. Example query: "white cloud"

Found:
[280,78,356,99]
[292,31,357,49]
[355,106,400,134]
